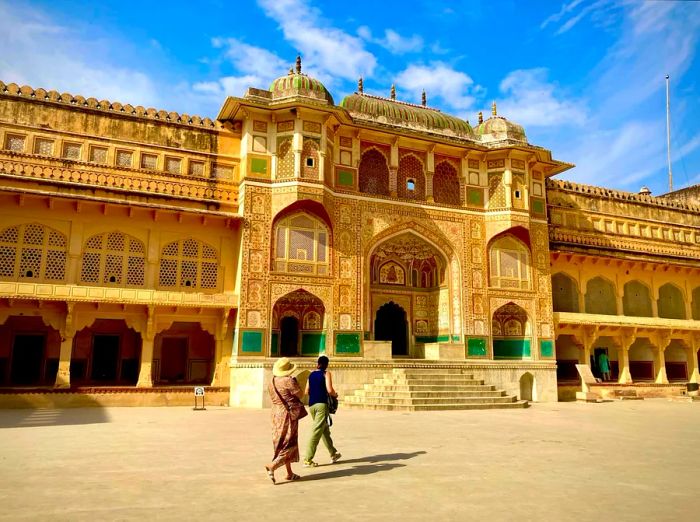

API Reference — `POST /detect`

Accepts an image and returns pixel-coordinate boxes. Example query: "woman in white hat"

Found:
[265,357,307,484]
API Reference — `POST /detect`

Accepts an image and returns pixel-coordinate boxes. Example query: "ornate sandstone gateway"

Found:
[0,57,697,408]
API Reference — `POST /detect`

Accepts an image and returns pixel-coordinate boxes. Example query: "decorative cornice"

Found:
[0,81,221,130]
[231,359,556,370]
[547,178,700,214]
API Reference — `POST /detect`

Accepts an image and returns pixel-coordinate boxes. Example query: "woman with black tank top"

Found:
[303,355,341,467]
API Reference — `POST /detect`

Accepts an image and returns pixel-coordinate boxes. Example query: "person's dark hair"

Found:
[317,355,329,370]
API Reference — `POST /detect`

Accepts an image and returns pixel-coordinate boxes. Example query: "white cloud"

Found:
[257,0,377,81]
[394,63,477,111]
[0,3,160,108]
[357,27,424,54]
[496,68,586,127]
[212,38,288,80]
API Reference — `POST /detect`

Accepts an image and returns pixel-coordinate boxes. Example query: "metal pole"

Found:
[666,74,673,192]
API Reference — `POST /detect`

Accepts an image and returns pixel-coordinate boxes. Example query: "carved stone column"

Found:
[426,171,435,203]
[137,306,156,387]
[616,331,635,384]
[54,302,75,389]
[389,167,398,197]
[687,335,700,384]
[653,333,671,384]
[212,308,232,386]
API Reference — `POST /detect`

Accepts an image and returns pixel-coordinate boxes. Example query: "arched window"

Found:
[301,138,319,179]
[623,280,652,317]
[657,283,686,319]
[158,239,219,291]
[552,272,580,312]
[277,137,294,179]
[0,223,67,282]
[358,148,390,196]
[274,213,329,275]
[397,154,425,200]
[489,236,530,290]
[585,277,617,315]
[433,160,461,206]
[80,232,145,286]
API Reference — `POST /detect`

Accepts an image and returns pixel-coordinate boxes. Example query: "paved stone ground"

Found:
[0,401,698,521]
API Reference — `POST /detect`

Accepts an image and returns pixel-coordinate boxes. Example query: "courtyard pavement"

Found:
[0,400,698,521]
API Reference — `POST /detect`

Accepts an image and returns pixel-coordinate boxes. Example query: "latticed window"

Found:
[158,239,220,291]
[274,213,329,275]
[0,223,67,281]
[80,232,146,286]
[489,236,530,290]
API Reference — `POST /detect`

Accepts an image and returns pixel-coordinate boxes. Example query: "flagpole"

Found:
[666,74,673,192]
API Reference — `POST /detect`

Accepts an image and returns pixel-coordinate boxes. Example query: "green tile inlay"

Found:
[467,337,487,356]
[270,332,279,357]
[467,188,483,206]
[338,170,354,186]
[250,158,267,174]
[335,333,361,354]
[241,331,263,353]
[493,339,531,359]
[540,339,554,358]
[301,332,326,355]
[532,198,545,214]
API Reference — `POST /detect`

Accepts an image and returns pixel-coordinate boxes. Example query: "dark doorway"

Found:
[91,335,120,382]
[10,335,45,385]
[161,337,188,382]
[375,302,408,356]
[280,317,299,356]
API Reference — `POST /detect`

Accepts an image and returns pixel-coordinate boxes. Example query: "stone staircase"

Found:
[342,368,528,411]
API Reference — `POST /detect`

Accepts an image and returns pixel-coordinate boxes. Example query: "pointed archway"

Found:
[492,303,531,360]
[271,289,326,357]
[374,302,408,356]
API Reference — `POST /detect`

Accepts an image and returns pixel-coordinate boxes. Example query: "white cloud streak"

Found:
[0,2,160,108]
[257,0,377,81]
[496,69,586,127]
[358,26,424,54]
[394,63,477,112]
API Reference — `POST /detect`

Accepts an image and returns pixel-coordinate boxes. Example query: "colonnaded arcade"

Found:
[0,57,698,408]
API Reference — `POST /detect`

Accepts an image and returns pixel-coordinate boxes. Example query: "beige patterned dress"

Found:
[269,376,301,467]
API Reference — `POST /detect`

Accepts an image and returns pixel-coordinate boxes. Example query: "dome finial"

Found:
[358,77,364,94]
[491,101,497,116]
[390,84,396,100]
[478,111,483,124]
[421,90,427,106]
[295,55,302,74]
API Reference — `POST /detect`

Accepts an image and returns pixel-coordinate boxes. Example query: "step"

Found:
[343,396,517,405]
[354,390,507,399]
[375,377,485,386]
[392,369,475,377]
[342,401,529,411]
[364,382,496,391]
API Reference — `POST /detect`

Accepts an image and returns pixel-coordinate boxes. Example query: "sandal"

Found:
[286,473,301,481]
[303,460,318,467]
[265,466,276,485]
[331,452,342,463]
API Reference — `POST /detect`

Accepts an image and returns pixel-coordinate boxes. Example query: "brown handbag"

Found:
[272,377,308,420]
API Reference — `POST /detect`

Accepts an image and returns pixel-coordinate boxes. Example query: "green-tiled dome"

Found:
[473,115,527,143]
[269,72,333,104]
[340,93,474,138]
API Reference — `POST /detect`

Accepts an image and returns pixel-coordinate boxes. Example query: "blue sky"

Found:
[1,0,699,196]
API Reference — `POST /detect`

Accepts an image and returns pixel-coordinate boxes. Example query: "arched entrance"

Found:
[72,319,141,385]
[271,289,326,357]
[368,231,452,357]
[375,302,408,356]
[280,316,300,356]
[492,303,531,360]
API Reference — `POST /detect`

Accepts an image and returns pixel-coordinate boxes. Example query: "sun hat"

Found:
[273,357,297,377]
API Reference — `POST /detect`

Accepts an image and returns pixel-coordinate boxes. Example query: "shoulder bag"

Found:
[273,377,308,421]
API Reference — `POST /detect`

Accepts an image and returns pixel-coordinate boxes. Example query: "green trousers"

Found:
[304,402,337,461]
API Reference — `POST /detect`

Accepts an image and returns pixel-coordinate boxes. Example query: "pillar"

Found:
[389,167,398,197]
[426,150,435,203]
[54,333,74,388]
[212,335,227,386]
[293,118,302,178]
[616,335,634,384]
[687,343,699,384]
[137,336,155,387]
[654,339,670,384]
[504,160,512,208]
